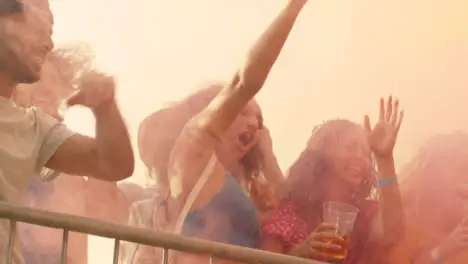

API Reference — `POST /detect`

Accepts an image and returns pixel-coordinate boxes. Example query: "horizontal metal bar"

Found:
[0,202,325,264]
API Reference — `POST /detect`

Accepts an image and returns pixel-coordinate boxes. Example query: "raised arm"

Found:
[199,0,307,137]
[364,96,405,245]
[46,71,134,181]
[170,0,308,198]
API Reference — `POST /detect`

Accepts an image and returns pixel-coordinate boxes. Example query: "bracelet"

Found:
[377,176,398,187]
[430,247,443,264]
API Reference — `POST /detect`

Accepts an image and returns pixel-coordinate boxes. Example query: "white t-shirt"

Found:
[0,97,75,264]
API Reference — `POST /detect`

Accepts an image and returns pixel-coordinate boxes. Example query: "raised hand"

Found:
[252,128,277,215]
[67,70,116,113]
[251,177,278,224]
[251,177,277,211]
[258,127,273,156]
[364,96,404,158]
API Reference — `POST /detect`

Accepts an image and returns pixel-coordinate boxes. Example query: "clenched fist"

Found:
[67,71,116,112]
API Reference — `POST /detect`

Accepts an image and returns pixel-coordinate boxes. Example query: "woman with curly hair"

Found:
[262,97,405,264]
[388,132,468,264]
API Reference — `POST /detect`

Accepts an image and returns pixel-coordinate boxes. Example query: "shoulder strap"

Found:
[173,154,217,234]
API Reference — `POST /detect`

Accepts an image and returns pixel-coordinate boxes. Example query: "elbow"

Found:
[115,165,134,181]
[112,146,135,180]
[113,156,135,181]
[97,156,135,182]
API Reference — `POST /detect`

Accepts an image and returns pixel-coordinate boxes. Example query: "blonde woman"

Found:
[124,1,309,264]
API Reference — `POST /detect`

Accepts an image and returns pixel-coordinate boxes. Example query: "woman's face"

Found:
[330,127,372,187]
[221,100,263,161]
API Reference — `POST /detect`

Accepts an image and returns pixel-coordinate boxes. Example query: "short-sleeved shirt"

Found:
[19,176,88,264]
[0,97,74,264]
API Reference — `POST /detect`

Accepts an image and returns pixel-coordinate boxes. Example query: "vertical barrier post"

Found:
[113,239,120,264]
[60,229,69,264]
[161,248,169,264]
[5,220,16,264]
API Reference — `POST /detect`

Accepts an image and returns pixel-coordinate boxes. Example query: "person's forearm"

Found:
[93,101,134,180]
[199,0,307,136]
[262,152,285,195]
[375,156,405,245]
[237,0,307,97]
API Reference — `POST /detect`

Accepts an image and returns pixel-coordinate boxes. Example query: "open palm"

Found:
[364,96,404,157]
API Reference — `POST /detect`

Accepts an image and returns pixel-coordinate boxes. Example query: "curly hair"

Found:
[47,43,95,97]
[12,43,95,117]
[138,84,263,186]
[400,131,468,232]
[284,119,376,227]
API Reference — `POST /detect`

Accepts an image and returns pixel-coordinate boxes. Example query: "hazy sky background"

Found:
[50,0,468,262]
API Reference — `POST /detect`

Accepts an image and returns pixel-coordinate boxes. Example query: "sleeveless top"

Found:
[181,173,261,248]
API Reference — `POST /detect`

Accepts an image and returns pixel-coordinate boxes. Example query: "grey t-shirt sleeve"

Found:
[34,108,76,181]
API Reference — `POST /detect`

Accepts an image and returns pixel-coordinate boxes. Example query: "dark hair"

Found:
[0,0,22,16]
[284,119,376,227]
[281,119,379,263]
[0,0,23,78]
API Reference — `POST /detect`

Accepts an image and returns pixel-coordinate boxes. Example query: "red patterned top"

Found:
[263,200,381,264]
[263,201,309,253]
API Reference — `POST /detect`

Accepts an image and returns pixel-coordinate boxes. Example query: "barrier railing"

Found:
[0,202,325,264]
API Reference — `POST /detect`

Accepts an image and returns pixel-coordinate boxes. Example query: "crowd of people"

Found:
[0,0,467,264]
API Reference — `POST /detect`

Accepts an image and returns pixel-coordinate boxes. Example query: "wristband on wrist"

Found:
[377,176,398,187]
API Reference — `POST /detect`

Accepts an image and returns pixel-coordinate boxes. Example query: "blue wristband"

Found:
[378,176,398,187]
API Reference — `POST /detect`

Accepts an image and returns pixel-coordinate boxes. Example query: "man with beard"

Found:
[14,46,135,264]
[0,1,134,263]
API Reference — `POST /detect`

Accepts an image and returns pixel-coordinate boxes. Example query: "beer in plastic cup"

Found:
[321,202,359,260]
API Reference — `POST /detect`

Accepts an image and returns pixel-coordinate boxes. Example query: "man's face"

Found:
[0,0,54,83]
[15,60,64,119]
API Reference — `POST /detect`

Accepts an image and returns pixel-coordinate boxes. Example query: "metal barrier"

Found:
[0,202,325,264]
